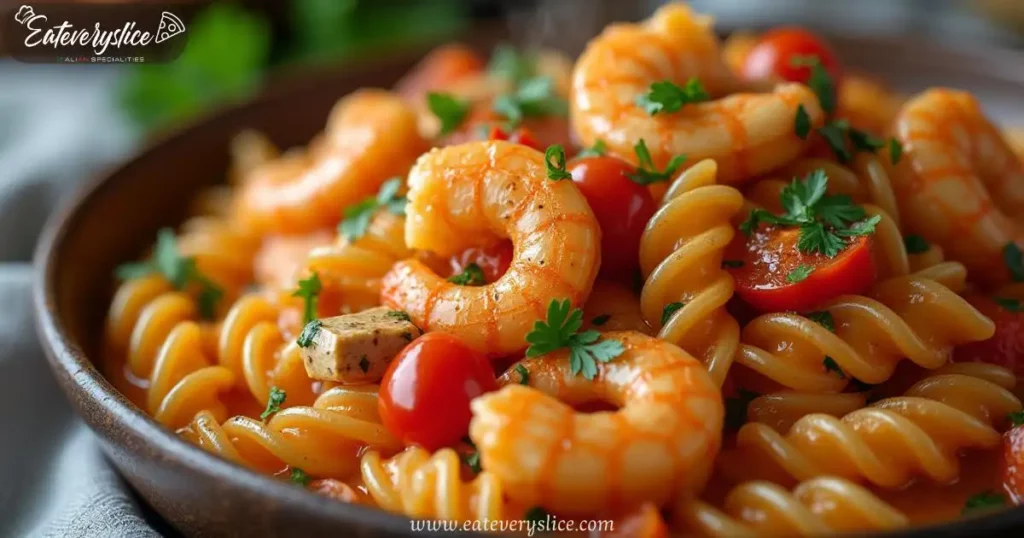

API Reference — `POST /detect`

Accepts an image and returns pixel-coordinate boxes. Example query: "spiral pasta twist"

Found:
[675,477,908,536]
[639,159,745,385]
[176,216,261,299]
[147,321,236,429]
[179,385,402,478]
[717,365,1022,488]
[361,447,506,522]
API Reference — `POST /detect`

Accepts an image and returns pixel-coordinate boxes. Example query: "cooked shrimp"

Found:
[1005,127,1024,161]
[234,90,429,235]
[891,89,1024,286]
[571,3,825,185]
[470,331,723,515]
[380,140,600,357]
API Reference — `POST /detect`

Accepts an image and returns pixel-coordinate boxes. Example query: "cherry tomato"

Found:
[742,27,843,100]
[953,294,1024,375]
[568,156,658,280]
[487,126,543,151]
[728,226,876,313]
[395,44,484,102]
[379,332,497,450]
[448,242,514,284]
[1002,423,1024,504]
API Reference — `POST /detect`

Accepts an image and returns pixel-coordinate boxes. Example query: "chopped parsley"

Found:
[995,297,1024,313]
[387,310,412,322]
[488,44,536,85]
[823,356,845,378]
[591,314,611,326]
[114,228,223,320]
[427,92,470,136]
[635,78,709,115]
[514,363,530,385]
[544,144,572,181]
[725,388,760,430]
[1008,410,1024,427]
[525,299,624,380]
[1004,243,1024,282]
[292,272,322,325]
[448,263,486,286]
[848,127,886,153]
[524,506,550,524]
[339,177,406,241]
[290,467,310,486]
[722,260,744,269]
[817,120,852,163]
[794,104,811,139]
[493,76,568,127]
[790,55,835,115]
[903,235,930,254]
[889,138,903,164]
[261,387,286,421]
[629,139,686,185]
[740,169,881,258]
[807,310,835,332]
[358,355,370,373]
[297,320,322,348]
[462,451,482,474]
[962,491,1005,515]
[661,301,685,326]
[577,139,606,158]
[787,265,814,283]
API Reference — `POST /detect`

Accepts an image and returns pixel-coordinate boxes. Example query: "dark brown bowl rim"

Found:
[32,33,1024,537]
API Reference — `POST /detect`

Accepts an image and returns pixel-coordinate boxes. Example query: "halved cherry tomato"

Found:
[569,156,657,281]
[1002,422,1024,504]
[953,294,1024,375]
[448,242,514,284]
[728,226,876,313]
[742,27,843,97]
[487,126,543,151]
[395,44,484,102]
[379,332,497,450]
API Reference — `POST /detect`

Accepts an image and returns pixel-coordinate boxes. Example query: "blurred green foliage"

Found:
[120,0,468,131]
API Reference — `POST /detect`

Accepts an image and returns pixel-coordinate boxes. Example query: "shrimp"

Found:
[233,90,429,235]
[571,3,825,185]
[380,140,600,357]
[469,331,723,515]
[890,89,1024,286]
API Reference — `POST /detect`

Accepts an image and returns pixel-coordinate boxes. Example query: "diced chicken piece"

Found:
[299,307,422,383]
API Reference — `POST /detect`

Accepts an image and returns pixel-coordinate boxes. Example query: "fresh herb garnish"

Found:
[292,272,322,325]
[493,76,568,127]
[790,55,835,114]
[114,228,223,319]
[889,138,903,164]
[629,139,686,185]
[722,260,745,269]
[462,451,482,474]
[817,120,852,163]
[807,310,835,332]
[794,104,811,139]
[848,127,886,153]
[823,356,845,378]
[339,177,406,241]
[525,299,625,380]
[995,297,1024,313]
[297,320,322,348]
[725,388,760,430]
[962,491,1005,515]
[636,78,709,115]
[524,506,550,524]
[448,263,486,286]
[488,44,536,85]
[514,363,530,385]
[427,92,470,136]
[591,314,611,326]
[903,235,930,254]
[1004,243,1024,282]
[387,310,412,322]
[261,387,286,421]
[787,265,814,283]
[1008,410,1024,427]
[544,144,572,181]
[577,139,606,158]
[358,355,370,373]
[290,467,310,486]
[661,301,685,326]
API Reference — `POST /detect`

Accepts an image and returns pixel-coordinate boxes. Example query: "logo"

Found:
[4,3,191,63]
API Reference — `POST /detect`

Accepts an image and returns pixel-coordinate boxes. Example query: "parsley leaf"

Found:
[794,104,811,139]
[261,387,286,421]
[629,139,686,185]
[995,297,1024,313]
[1004,243,1024,282]
[591,314,611,326]
[462,451,481,474]
[1009,411,1024,427]
[358,355,370,373]
[798,222,846,257]
[290,467,310,486]
[848,127,886,153]
[791,55,835,114]
[492,76,568,127]
[524,506,550,524]
[339,177,406,241]
[903,234,930,254]
[962,491,1005,515]
[725,388,760,430]
[524,299,625,380]
[514,363,530,385]
[427,92,470,136]
[889,138,903,164]
[807,310,835,332]
[297,320,322,348]
[818,120,852,163]
[488,44,535,85]
[661,301,685,326]
[292,272,322,325]
[823,356,845,378]
[577,139,606,158]
[635,79,709,115]
[387,310,411,322]
[722,260,744,269]
[544,144,572,181]
[787,265,814,283]
[447,263,486,286]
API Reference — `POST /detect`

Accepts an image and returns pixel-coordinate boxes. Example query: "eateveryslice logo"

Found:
[5,3,190,63]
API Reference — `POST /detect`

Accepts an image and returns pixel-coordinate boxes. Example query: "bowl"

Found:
[33,35,1024,537]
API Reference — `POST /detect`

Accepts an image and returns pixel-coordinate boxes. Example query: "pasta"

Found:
[99,2,1024,534]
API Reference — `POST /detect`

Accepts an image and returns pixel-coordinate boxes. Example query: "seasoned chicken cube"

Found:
[298,307,422,383]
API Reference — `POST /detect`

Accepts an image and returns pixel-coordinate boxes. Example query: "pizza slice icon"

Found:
[155,11,185,44]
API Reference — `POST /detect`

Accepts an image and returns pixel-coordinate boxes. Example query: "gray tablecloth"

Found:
[0,61,159,538]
